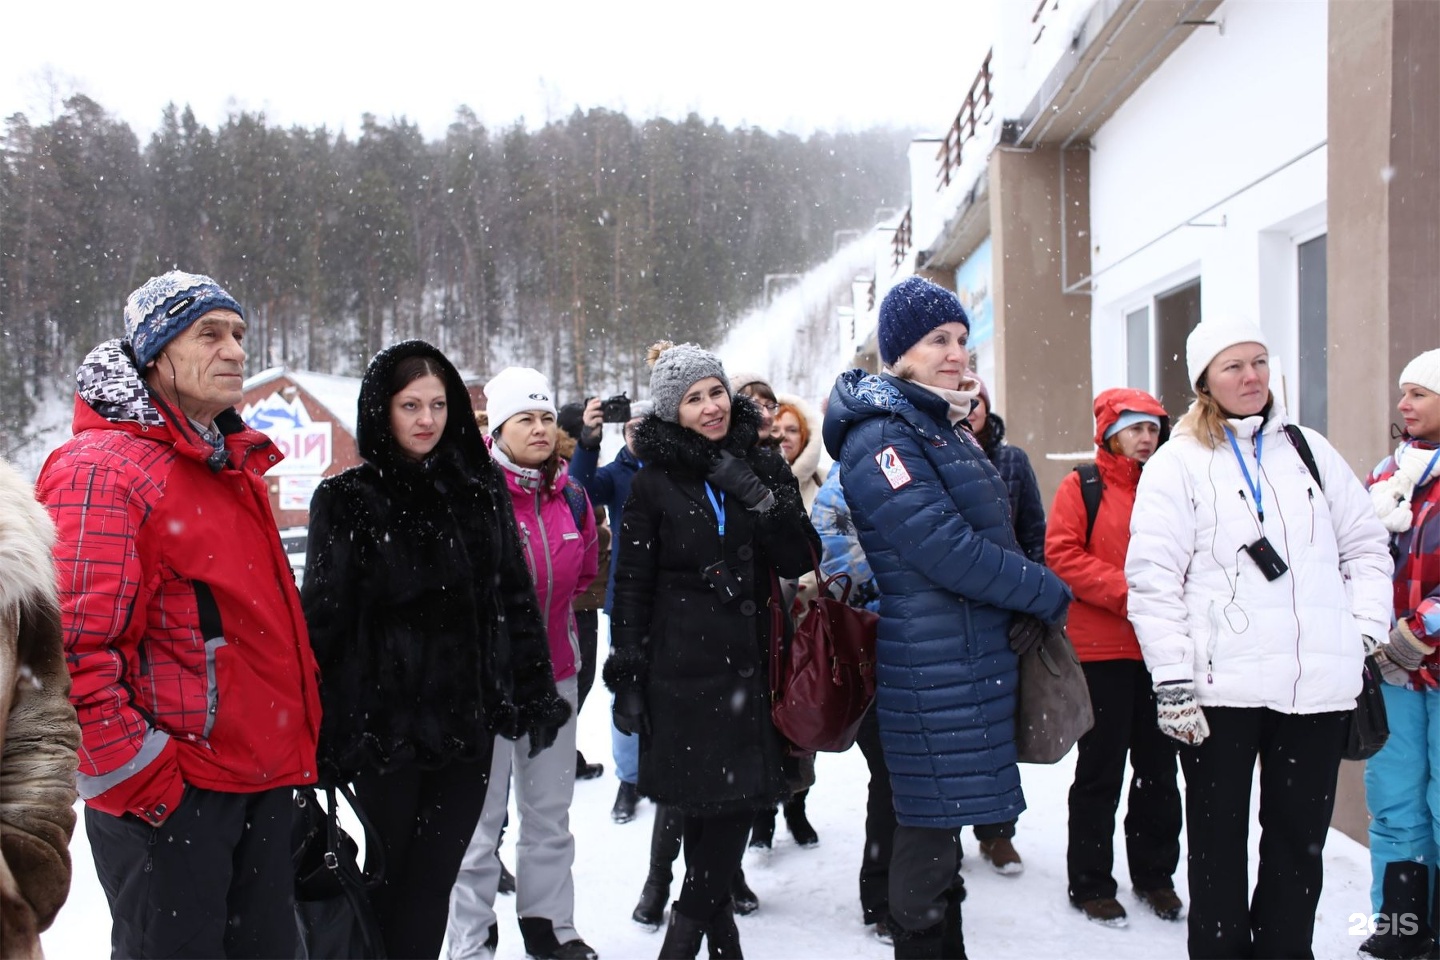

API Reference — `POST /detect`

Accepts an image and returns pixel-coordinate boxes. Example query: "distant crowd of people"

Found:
[2,268,1436,960]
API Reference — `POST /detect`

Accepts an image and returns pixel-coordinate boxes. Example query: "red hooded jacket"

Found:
[36,340,320,824]
[1045,387,1169,662]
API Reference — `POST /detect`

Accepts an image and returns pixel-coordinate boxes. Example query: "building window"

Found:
[1125,306,1151,391]
[1155,279,1203,422]
[1297,234,1327,432]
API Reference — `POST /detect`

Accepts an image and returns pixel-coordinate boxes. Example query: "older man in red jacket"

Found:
[36,271,321,959]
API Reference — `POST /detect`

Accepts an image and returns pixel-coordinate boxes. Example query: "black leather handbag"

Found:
[293,783,386,959]
[1343,654,1390,762]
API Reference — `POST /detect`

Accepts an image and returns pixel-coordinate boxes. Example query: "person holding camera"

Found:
[604,341,819,959]
[569,394,653,824]
[1359,348,1440,960]
[1126,318,1392,959]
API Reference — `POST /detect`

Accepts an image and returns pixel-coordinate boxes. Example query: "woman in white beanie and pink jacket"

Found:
[1124,317,1392,959]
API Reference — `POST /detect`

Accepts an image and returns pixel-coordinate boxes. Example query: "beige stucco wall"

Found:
[988,144,1094,504]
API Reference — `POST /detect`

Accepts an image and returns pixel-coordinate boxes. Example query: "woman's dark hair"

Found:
[390,355,447,397]
[738,381,777,405]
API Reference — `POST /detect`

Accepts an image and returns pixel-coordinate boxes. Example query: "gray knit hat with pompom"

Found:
[648,342,730,423]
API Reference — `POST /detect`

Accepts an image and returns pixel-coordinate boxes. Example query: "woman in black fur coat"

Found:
[302,340,569,959]
[604,341,819,959]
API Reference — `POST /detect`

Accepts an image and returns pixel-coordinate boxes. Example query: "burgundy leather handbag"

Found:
[769,549,879,754]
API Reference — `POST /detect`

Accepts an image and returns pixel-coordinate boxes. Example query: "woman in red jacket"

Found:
[1045,387,1183,929]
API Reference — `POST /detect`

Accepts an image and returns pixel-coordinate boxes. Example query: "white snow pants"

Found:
[446,675,580,958]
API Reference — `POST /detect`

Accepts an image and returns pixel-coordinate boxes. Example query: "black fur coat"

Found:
[301,341,567,780]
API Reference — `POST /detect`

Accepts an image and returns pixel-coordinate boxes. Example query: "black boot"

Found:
[518,916,598,959]
[783,789,819,847]
[659,904,707,960]
[730,868,759,916]
[635,806,685,929]
[749,807,776,851]
[940,885,967,959]
[706,898,743,958]
[891,922,945,960]
[1361,861,1435,959]
[613,780,641,823]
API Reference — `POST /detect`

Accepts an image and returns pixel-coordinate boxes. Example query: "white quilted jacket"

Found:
[1125,404,1393,713]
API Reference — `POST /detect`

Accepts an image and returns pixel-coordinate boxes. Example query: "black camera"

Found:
[599,393,632,423]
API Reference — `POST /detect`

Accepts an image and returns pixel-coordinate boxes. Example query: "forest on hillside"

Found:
[0,95,911,452]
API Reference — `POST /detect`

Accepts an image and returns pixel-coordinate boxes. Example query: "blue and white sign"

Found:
[242,393,334,476]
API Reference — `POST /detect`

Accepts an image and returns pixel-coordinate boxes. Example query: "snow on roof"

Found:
[242,366,362,436]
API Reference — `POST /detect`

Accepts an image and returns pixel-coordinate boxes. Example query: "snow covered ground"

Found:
[44,618,1376,960]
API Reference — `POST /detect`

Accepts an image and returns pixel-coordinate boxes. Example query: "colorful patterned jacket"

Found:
[1368,442,1440,688]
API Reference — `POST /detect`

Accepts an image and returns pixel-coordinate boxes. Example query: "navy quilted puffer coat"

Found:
[823,370,1070,828]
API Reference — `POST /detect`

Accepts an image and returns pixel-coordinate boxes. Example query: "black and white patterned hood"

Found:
[75,338,165,428]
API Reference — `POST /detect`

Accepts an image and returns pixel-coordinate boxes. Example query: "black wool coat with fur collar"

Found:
[603,395,819,815]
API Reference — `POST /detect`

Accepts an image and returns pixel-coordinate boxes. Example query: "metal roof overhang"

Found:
[1011,0,1224,147]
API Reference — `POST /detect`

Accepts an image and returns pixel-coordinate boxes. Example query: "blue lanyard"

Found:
[1225,426,1264,522]
[703,482,726,538]
[1411,443,1440,487]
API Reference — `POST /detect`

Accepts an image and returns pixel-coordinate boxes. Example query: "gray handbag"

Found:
[1015,621,1095,764]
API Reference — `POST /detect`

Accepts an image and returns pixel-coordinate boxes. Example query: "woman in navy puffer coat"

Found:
[823,277,1070,957]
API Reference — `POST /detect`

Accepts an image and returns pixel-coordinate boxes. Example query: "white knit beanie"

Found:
[483,367,556,432]
[1185,317,1270,389]
[1399,349,1440,395]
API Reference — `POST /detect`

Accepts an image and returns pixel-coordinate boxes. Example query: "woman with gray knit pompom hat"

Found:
[1360,347,1440,960]
[603,341,820,959]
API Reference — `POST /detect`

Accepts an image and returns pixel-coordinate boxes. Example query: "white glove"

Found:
[1155,680,1209,746]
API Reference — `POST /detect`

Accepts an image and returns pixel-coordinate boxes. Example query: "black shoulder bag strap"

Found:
[1074,463,1104,548]
[1283,424,1324,490]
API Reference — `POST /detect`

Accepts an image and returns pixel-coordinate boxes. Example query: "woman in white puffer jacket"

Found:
[1125,317,1392,960]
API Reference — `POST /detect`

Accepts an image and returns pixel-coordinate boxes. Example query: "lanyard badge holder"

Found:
[700,482,742,602]
[1226,427,1289,582]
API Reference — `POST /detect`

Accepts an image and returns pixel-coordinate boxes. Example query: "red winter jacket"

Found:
[36,340,321,825]
[1045,388,1169,663]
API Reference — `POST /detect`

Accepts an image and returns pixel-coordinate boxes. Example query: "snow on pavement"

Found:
[44,659,1376,960]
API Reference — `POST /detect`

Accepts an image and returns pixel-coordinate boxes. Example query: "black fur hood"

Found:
[356,339,488,477]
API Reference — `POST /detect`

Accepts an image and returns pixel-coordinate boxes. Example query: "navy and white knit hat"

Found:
[878,276,970,367]
[648,342,729,423]
[125,270,244,368]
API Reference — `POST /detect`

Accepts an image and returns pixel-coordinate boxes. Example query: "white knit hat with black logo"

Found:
[483,367,556,432]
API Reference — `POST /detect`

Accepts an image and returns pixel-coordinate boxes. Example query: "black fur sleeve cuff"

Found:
[602,645,649,693]
[515,691,572,735]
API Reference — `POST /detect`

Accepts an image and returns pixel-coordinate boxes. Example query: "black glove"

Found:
[524,715,563,758]
[707,452,775,513]
[1008,613,1046,656]
[613,686,649,737]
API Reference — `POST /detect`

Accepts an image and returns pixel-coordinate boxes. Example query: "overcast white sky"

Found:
[2,0,997,142]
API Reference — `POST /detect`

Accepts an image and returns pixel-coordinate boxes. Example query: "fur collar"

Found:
[0,458,57,612]
[632,392,765,478]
